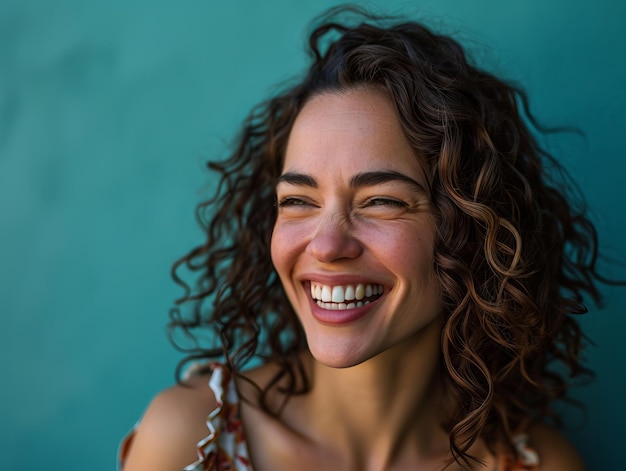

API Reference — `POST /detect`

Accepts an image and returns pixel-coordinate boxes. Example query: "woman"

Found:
[120,8,611,470]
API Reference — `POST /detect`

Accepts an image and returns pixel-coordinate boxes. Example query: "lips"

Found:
[309,281,384,311]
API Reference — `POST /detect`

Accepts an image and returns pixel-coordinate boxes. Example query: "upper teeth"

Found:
[310,282,384,303]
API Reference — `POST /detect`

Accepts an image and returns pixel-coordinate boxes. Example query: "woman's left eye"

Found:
[364,198,408,208]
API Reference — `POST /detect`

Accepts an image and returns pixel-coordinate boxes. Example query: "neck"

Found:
[293,317,450,470]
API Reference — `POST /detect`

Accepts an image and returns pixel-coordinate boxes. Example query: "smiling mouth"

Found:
[309,282,384,310]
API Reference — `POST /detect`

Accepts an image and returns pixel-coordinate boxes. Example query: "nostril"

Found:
[305,233,363,262]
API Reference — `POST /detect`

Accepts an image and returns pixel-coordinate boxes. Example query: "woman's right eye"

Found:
[277,197,312,207]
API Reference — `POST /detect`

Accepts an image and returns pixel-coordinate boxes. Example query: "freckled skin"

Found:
[271,87,442,368]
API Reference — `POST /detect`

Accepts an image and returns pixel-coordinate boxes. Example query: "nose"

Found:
[305,210,363,263]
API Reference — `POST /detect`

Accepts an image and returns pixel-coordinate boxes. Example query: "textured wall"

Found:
[1,0,624,468]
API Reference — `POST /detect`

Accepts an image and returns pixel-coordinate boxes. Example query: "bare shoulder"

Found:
[527,423,586,471]
[122,373,217,471]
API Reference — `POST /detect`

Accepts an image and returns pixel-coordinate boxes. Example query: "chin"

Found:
[306,336,386,369]
[310,354,369,370]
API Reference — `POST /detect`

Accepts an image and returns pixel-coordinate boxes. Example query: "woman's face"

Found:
[271,87,441,368]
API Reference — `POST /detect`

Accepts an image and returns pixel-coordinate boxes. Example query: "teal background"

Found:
[1,0,624,469]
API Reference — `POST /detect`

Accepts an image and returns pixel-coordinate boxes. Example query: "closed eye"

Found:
[277,197,315,207]
[364,197,409,208]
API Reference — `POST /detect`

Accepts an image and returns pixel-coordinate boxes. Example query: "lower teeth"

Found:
[316,300,370,310]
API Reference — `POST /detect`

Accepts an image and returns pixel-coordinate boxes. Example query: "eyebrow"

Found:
[277,172,318,187]
[277,170,428,194]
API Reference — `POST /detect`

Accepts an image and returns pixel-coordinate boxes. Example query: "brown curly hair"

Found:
[169,6,613,468]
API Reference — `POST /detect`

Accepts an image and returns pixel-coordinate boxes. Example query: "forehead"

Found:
[283,87,426,179]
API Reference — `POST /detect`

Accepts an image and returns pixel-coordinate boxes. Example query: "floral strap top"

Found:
[119,363,540,471]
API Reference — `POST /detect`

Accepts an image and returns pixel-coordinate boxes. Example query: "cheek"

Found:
[379,229,437,280]
[270,221,305,278]
[270,226,286,275]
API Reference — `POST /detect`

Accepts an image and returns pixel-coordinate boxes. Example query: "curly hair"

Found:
[169,6,613,468]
